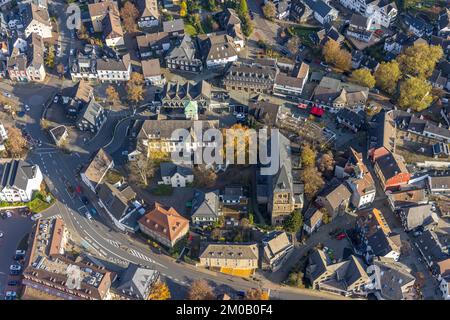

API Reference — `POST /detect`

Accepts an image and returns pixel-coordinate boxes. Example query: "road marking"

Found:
[128,249,155,263]
[105,239,121,248]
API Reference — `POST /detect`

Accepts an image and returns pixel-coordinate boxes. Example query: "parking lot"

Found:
[0,209,35,299]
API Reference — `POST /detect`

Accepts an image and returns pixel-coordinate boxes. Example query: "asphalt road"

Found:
[12,87,344,300]
[0,2,346,298]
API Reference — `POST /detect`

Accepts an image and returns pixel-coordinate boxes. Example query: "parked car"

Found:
[0,231,3,238]
[53,95,59,103]
[7,280,19,286]
[5,211,12,218]
[31,213,42,221]
[24,104,30,112]
[85,212,92,220]
[10,265,21,271]
[90,208,97,215]
[81,196,89,205]
[336,233,346,240]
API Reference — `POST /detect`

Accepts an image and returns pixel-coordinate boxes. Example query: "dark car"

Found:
[81,196,89,205]
[8,280,19,286]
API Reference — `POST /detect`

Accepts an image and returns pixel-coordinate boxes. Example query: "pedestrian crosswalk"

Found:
[128,249,154,263]
[105,239,121,248]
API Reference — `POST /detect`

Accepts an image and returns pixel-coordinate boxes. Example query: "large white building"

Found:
[339,0,397,28]
[23,2,53,39]
[0,160,43,202]
[71,54,131,82]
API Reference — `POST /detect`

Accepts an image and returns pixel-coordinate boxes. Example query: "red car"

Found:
[335,233,346,240]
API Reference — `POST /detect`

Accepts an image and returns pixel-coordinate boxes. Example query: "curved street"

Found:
[4,81,346,300]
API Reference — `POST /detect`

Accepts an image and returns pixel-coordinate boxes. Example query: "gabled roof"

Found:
[303,0,335,18]
[88,0,118,19]
[263,231,292,259]
[191,189,220,219]
[304,207,324,228]
[0,160,39,191]
[166,35,198,62]
[163,19,184,33]
[103,10,123,40]
[74,80,94,104]
[136,0,159,20]
[199,33,238,62]
[116,263,159,300]
[139,202,189,242]
[141,59,161,78]
[320,183,352,210]
[98,182,136,221]
[96,54,130,72]
[78,98,103,126]
[82,149,113,187]
[137,119,218,140]
[23,2,51,27]
[403,204,437,230]
[200,243,259,260]
[372,258,415,300]
[160,162,193,178]
[26,33,44,70]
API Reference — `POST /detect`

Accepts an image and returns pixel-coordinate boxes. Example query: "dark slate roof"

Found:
[367,229,394,257]
[222,186,244,202]
[438,8,450,31]
[404,14,433,34]
[98,183,136,221]
[350,13,368,28]
[303,0,333,18]
[115,263,159,300]
[336,108,364,128]
[160,162,193,178]
[0,160,38,191]
[166,35,198,62]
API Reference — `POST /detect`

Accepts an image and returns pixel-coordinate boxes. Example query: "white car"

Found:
[24,104,30,111]
[0,231,3,238]
[85,212,92,220]
[53,96,59,103]
[5,211,12,218]
[31,213,42,221]
[10,265,21,271]
[3,91,11,97]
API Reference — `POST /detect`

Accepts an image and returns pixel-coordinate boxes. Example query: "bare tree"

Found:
[187,280,215,300]
[5,126,28,157]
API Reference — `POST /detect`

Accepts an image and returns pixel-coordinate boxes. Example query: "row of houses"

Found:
[222,58,310,99]
[22,216,161,300]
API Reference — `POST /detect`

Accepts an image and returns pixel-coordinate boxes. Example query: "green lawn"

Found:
[0,191,55,213]
[291,25,321,47]
[151,184,173,196]
[184,24,198,36]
